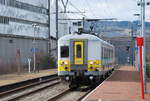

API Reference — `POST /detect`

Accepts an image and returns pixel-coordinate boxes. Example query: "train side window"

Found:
[76,45,81,58]
[102,47,103,60]
[109,49,110,59]
[61,46,69,58]
[111,50,113,58]
[104,48,105,59]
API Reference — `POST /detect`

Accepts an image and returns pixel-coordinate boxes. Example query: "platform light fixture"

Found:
[32,23,39,73]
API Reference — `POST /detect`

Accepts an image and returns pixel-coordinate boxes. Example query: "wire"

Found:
[68,1,87,17]
[84,0,97,18]
[104,0,114,17]
[69,2,84,15]
[95,0,110,18]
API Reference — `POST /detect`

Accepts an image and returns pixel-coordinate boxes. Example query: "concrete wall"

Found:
[0,36,54,74]
[0,37,48,64]
[16,0,48,8]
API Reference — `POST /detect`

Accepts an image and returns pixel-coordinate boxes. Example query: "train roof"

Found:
[58,33,114,47]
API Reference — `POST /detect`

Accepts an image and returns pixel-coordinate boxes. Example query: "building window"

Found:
[73,22,78,26]
[9,39,13,43]
[0,16,9,24]
[0,0,48,15]
[6,0,15,6]
[78,21,82,26]
[0,0,6,5]
[61,46,69,58]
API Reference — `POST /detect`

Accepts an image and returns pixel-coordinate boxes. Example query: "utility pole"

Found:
[60,0,70,34]
[56,0,59,58]
[137,0,149,95]
[140,0,147,94]
[134,13,140,71]
[56,0,58,39]
[48,0,51,57]
[32,24,39,73]
[33,24,36,73]
[82,17,85,32]
[131,23,134,66]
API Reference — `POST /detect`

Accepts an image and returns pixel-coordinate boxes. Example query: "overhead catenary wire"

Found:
[96,0,111,18]
[84,0,97,18]
[68,1,87,17]
[104,0,114,17]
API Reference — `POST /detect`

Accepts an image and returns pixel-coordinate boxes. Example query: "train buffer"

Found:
[82,66,150,101]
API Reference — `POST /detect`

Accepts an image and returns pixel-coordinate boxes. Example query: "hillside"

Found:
[84,21,150,37]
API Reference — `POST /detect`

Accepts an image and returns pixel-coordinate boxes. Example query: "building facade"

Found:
[0,0,69,74]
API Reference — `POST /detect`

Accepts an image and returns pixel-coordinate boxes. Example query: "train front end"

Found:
[57,34,102,86]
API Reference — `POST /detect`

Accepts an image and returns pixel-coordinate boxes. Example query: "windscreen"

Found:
[61,46,69,58]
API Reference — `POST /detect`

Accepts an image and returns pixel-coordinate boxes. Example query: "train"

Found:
[57,33,115,87]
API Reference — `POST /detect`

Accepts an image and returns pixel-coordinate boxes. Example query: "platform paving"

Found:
[82,66,150,101]
[0,69,57,86]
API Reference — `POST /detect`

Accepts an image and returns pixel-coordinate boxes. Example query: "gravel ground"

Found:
[19,83,69,101]
[55,90,88,101]
[0,80,60,101]
[0,69,57,86]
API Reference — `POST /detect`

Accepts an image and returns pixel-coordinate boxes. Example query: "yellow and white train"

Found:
[58,33,115,87]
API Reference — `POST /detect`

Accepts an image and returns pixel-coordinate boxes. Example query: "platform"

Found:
[0,69,57,86]
[82,66,150,101]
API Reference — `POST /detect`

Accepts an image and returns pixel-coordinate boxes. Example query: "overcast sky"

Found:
[59,0,150,21]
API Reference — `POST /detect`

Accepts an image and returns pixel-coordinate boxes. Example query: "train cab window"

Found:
[76,45,82,58]
[61,46,69,58]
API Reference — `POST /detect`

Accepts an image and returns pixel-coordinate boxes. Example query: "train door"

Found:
[74,41,84,65]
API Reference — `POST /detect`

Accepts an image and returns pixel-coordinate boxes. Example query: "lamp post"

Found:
[136,0,150,98]
[32,24,39,73]
[134,14,140,71]
[137,0,150,95]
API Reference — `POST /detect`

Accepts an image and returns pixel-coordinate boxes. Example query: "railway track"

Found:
[0,74,60,101]
[0,71,114,101]
[47,71,114,101]
[47,87,91,101]
[48,89,71,101]
[0,74,57,95]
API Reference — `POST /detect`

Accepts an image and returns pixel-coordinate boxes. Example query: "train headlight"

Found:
[64,61,68,65]
[66,76,69,81]
[90,61,94,65]
[89,76,94,80]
